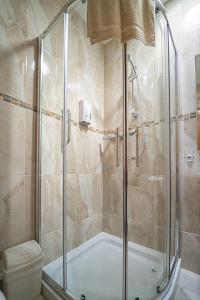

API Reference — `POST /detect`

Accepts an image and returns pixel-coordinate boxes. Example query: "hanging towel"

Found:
[87,0,155,46]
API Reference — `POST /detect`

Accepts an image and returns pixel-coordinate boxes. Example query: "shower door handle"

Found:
[66,109,71,145]
[116,127,120,167]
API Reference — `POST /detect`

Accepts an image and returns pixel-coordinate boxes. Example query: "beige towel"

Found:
[87,0,155,46]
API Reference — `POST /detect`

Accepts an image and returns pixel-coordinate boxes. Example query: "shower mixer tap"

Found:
[129,126,140,167]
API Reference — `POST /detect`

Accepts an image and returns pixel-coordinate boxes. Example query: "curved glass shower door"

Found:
[126,9,177,300]
[37,1,179,300]
[65,2,124,299]
[39,14,65,289]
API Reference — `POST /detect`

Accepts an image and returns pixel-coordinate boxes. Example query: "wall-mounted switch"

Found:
[184,150,194,163]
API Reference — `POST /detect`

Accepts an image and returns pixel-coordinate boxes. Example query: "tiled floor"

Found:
[175,269,200,300]
[176,287,200,299]
[36,296,46,300]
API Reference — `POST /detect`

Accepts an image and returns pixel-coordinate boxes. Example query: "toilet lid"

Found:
[0,291,6,300]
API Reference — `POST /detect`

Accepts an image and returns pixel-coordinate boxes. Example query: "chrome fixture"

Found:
[127,53,145,167]
[127,53,138,82]
[116,127,120,167]
[103,128,122,167]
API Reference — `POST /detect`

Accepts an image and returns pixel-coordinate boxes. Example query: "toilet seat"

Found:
[0,290,6,300]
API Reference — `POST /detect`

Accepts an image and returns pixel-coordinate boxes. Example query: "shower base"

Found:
[43,232,179,300]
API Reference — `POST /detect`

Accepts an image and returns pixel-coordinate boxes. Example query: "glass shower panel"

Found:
[65,2,123,299]
[168,33,178,268]
[40,16,65,288]
[126,12,169,300]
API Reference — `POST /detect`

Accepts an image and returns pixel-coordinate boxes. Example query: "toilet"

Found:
[0,290,6,300]
[1,240,44,300]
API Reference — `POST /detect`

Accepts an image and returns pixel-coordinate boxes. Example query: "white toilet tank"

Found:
[0,290,6,300]
[1,241,44,300]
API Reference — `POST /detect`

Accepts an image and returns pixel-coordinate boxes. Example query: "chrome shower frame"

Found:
[36,0,180,299]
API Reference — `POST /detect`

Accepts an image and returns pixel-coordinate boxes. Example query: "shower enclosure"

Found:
[37,0,179,299]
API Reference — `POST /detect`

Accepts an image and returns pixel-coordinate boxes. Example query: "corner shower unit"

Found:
[37,0,180,299]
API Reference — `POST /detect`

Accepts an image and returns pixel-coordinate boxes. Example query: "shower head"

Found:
[127,53,138,82]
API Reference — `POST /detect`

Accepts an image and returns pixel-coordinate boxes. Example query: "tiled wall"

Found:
[1,0,199,276]
[103,40,124,237]
[40,8,105,264]
[0,0,68,255]
[102,17,169,253]
[166,0,200,274]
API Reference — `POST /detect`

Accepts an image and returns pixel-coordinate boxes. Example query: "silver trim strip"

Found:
[63,11,69,292]
[40,0,77,39]
[36,36,43,244]
[122,43,128,300]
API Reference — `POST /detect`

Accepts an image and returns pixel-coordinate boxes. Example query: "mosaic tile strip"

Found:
[0,92,37,112]
[0,92,198,136]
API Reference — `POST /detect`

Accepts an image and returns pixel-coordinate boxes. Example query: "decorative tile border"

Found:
[41,108,62,120]
[0,91,197,136]
[0,92,37,112]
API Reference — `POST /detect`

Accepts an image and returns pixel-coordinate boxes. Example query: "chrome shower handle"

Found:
[116,127,120,167]
[67,109,71,145]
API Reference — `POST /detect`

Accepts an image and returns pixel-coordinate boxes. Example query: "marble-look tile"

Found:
[66,214,103,251]
[104,39,123,130]
[103,172,123,216]
[0,0,66,107]
[0,41,37,107]
[67,11,104,130]
[181,118,200,176]
[67,174,103,221]
[0,175,26,253]
[166,0,182,54]
[180,55,197,115]
[103,138,122,174]
[180,176,200,235]
[153,225,165,252]
[66,174,91,222]
[0,101,25,175]
[181,231,200,275]
[181,0,200,57]
[41,114,62,176]
[128,219,154,249]
[127,179,154,224]
[42,228,63,265]
[103,212,123,238]
[42,36,64,116]
[41,175,63,235]
[67,125,103,174]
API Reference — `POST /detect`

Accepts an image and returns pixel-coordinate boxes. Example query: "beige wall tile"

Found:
[181,231,200,275]
[0,176,26,253]
[42,228,63,265]
[128,220,154,249]
[180,175,200,235]
[0,101,25,176]
[41,175,63,236]
[103,213,123,238]
[41,115,62,176]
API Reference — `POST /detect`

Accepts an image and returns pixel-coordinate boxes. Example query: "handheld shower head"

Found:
[127,53,138,82]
